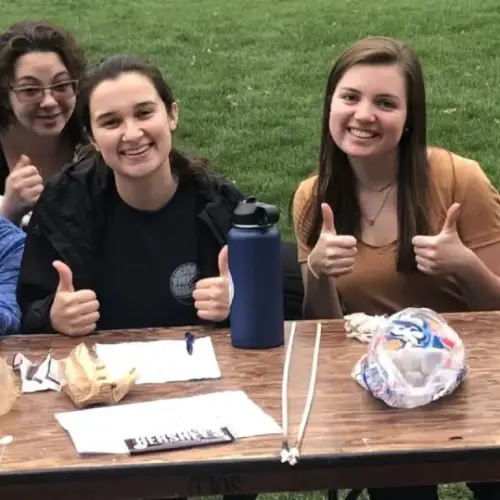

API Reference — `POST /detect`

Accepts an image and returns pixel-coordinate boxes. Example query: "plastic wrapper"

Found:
[352,308,467,409]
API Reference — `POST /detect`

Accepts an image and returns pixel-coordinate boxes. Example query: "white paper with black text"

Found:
[55,390,282,455]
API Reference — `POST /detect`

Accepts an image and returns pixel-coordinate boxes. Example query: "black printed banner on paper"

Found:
[124,427,235,454]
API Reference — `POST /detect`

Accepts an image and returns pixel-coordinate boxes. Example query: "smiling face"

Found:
[8,51,76,137]
[329,63,408,160]
[89,71,178,181]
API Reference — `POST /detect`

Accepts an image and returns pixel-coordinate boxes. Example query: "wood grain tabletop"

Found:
[1,312,500,498]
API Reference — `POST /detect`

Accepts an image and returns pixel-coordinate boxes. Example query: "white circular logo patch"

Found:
[170,262,199,305]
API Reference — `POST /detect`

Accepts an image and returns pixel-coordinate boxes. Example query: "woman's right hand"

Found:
[49,261,100,337]
[307,203,358,278]
[2,155,44,223]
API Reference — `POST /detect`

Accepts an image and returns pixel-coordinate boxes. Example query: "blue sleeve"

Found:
[0,217,26,335]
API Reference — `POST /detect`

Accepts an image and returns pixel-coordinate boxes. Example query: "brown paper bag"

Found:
[60,343,136,409]
[0,356,19,416]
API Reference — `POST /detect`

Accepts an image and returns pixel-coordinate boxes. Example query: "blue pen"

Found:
[185,332,194,355]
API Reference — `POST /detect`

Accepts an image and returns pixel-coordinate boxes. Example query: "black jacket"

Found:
[17,152,303,333]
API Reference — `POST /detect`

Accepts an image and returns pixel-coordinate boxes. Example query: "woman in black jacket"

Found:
[17,53,303,336]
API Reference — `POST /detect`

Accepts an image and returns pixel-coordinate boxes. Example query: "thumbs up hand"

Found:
[2,155,44,223]
[49,261,100,336]
[193,245,231,322]
[308,203,357,278]
[412,203,471,276]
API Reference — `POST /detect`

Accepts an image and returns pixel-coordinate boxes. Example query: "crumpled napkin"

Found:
[60,343,137,408]
[0,356,20,416]
[344,313,390,343]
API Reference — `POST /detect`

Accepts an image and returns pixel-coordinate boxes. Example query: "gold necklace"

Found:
[363,185,395,226]
[357,179,394,192]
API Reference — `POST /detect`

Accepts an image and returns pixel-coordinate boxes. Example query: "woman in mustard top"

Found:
[293,36,500,500]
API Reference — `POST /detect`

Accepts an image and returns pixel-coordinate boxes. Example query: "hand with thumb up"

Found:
[2,155,44,224]
[412,203,472,276]
[49,261,100,336]
[193,245,231,322]
[307,203,358,279]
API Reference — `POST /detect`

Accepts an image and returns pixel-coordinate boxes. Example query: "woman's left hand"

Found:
[193,246,230,322]
[412,203,473,276]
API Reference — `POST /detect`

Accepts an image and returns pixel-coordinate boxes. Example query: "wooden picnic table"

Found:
[1,312,500,499]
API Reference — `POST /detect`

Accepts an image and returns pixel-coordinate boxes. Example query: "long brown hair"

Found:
[300,36,430,272]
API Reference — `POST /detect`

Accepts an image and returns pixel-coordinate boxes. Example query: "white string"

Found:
[296,323,322,448]
[288,322,322,465]
[280,320,297,462]
[0,435,13,465]
[281,322,322,466]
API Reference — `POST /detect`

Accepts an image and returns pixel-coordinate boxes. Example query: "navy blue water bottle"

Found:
[227,196,285,349]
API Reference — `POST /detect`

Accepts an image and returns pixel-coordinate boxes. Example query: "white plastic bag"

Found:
[352,308,468,409]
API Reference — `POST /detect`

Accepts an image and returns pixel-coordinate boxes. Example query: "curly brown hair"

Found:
[0,20,87,145]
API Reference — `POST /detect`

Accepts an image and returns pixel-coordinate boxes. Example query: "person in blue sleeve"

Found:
[0,215,25,335]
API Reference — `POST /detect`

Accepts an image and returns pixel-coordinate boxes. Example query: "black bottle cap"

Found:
[232,196,280,226]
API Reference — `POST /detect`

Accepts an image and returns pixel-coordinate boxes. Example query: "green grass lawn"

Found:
[2,0,498,498]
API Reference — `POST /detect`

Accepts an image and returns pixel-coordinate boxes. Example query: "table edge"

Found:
[3,443,500,483]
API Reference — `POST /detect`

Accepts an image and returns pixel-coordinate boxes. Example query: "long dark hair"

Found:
[0,20,86,147]
[298,36,430,272]
[77,53,214,183]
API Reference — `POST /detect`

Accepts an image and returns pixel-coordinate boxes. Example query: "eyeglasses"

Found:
[10,80,78,104]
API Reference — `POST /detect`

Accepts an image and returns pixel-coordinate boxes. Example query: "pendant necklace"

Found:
[363,184,395,226]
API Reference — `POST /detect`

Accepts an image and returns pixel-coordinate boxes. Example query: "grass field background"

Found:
[2,0,498,498]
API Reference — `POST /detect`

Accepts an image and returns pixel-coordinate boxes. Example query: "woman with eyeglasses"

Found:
[0,20,86,226]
